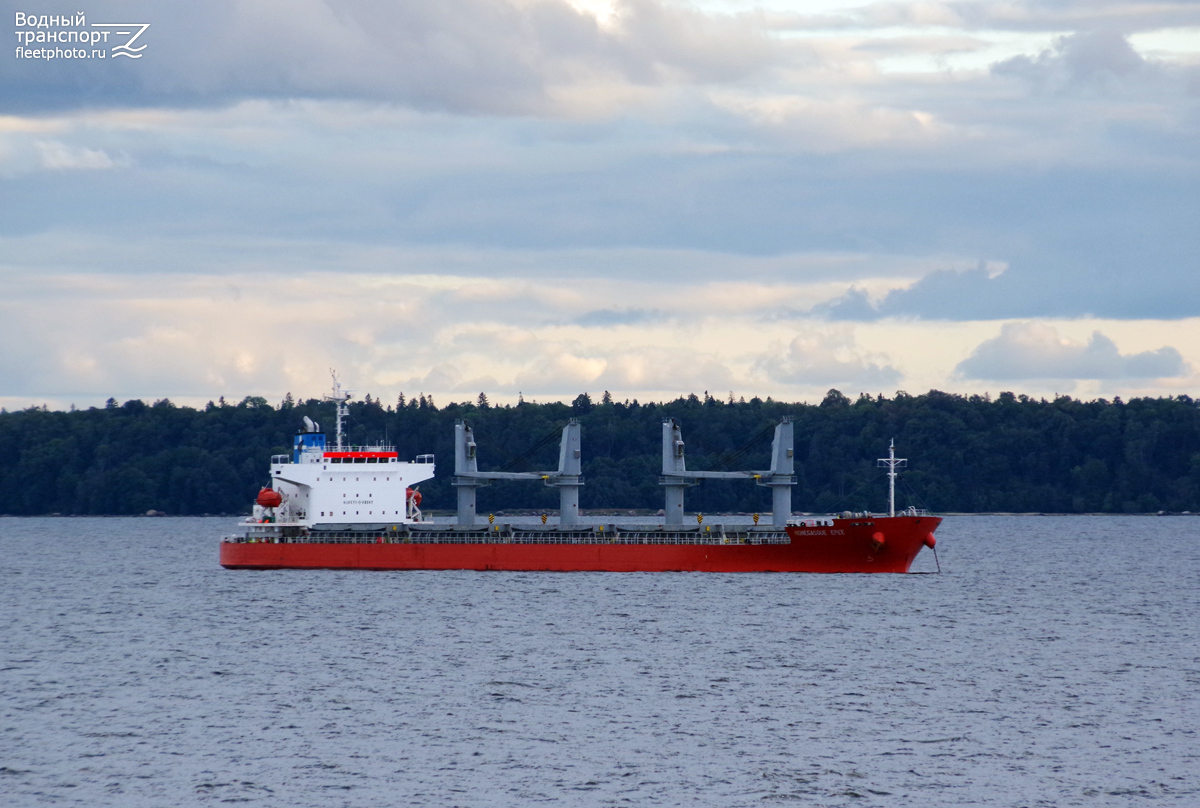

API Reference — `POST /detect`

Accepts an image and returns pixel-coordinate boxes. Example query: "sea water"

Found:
[1,515,1196,807]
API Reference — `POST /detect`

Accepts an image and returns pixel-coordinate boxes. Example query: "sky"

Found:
[2,0,1199,410]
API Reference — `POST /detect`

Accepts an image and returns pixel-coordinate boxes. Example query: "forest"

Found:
[2,388,1199,516]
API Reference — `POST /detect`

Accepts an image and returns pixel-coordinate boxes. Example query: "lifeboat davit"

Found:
[256,487,283,508]
[406,487,422,507]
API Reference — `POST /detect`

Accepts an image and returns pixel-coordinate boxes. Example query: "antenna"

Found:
[877,439,907,518]
[324,370,353,451]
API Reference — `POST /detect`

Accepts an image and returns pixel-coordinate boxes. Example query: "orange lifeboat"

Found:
[256,487,283,508]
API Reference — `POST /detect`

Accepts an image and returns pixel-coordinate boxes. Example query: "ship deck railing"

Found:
[226,525,794,546]
[271,450,434,465]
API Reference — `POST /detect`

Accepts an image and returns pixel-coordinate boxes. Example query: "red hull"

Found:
[220,516,940,573]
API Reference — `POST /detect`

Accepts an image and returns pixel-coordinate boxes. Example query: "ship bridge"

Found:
[274,447,435,466]
[260,379,435,527]
[280,413,433,467]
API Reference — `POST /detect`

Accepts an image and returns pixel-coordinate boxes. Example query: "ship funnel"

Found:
[303,416,318,433]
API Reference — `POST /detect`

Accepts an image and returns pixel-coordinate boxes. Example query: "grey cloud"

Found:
[1057,29,1145,79]
[5,2,1199,327]
[813,240,1200,322]
[810,287,882,322]
[574,308,662,327]
[5,126,1198,322]
[2,0,778,115]
[876,266,1002,319]
[970,1,1200,34]
[910,1,1197,35]
[810,267,1037,322]
[770,1,1200,36]
[850,34,987,58]
[992,30,1150,90]
[955,322,1187,380]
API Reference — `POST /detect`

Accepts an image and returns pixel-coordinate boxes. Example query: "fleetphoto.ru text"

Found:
[14,11,148,60]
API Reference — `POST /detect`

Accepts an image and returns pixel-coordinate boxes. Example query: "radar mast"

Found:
[324,370,352,451]
[877,440,908,518]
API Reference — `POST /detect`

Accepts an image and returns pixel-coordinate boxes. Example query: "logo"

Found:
[13,12,150,61]
[88,23,149,58]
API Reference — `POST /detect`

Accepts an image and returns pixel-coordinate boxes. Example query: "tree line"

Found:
[2,388,1199,516]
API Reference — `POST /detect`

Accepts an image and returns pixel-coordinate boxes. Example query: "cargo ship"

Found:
[220,378,940,573]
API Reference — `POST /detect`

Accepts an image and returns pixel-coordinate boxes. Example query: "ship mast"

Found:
[876,439,907,518]
[324,370,352,451]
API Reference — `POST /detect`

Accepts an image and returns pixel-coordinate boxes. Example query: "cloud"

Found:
[574,308,662,327]
[393,364,500,397]
[811,248,1200,322]
[843,2,1200,37]
[809,265,1024,322]
[589,346,736,393]
[810,286,884,321]
[4,262,1199,412]
[954,322,1187,380]
[992,30,1150,90]
[2,0,778,117]
[5,0,1200,410]
[754,330,901,388]
[705,93,950,151]
[496,343,738,396]
[874,265,1010,320]
[36,141,124,170]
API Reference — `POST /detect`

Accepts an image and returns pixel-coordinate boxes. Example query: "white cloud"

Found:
[954,322,1188,380]
[706,92,950,150]
[3,0,1200,411]
[591,346,737,393]
[1131,27,1200,62]
[35,141,124,170]
[5,261,1200,413]
[753,328,902,387]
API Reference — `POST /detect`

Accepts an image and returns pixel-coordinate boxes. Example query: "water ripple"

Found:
[1,515,1197,806]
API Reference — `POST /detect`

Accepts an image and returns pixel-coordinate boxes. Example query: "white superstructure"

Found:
[247,374,435,530]
[260,442,436,527]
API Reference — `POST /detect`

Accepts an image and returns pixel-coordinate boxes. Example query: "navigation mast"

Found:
[877,439,907,518]
[324,370,352,451]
